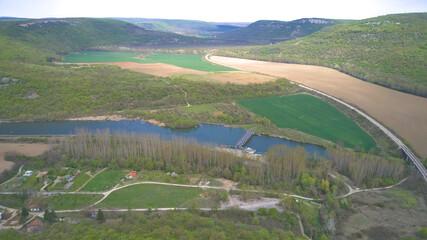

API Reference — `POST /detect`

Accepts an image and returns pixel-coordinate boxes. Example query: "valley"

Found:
[0,7,425,240]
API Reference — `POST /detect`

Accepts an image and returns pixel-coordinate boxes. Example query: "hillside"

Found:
[116,18,248,37]
[217,18,346,44]
[218,13,427,97]
[0,18,226,64]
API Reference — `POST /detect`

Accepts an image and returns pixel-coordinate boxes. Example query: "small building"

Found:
[27,219,43,233]
[29,203,42,212]
[90,211,97,218]
[127,171,137,179]
[23,171,33,177]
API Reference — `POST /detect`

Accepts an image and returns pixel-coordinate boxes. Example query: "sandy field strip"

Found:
[59,62,275,84]
[205,72,276,84]
[0,143,52,173]
[209,56,427,158]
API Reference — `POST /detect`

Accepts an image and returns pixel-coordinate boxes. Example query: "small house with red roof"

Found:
[127,171,137,179]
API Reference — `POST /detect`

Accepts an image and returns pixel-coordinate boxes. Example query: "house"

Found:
[27,219,43,233]
[126,171,137,179]
[29,203,42,212]
[23,171,33,177]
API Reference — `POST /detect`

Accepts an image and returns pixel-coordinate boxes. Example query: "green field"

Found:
[238,94,376,150]
[62,51,146,63]
[62,52,234,72]
[0,194,26,208]
[144,54,233,72]
[80,171,126,192]
[66,173,91,191]
[48,194,103,210]
[97,184,205,209]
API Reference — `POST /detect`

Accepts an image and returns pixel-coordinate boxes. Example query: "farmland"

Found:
[238,94,376,150]
[62,52,234,72]
[80,171,126,192]
[47,194,103,210]
[62,51,146,63]
[96,184,212,209]
[210,55,427,158]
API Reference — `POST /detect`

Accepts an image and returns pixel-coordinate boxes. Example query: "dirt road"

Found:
[208,56,427,158]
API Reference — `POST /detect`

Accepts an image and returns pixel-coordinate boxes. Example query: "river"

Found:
[0,120,326,157]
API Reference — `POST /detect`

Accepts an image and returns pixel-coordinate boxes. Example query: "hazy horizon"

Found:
[1,0,426,22]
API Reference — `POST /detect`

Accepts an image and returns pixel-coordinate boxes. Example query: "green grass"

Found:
[0,194,26,208]
[62,52,234,72]
[62,51,146,63]
[144,54,234,72]
[80,171,126,192]
[48,194,103,210]
[181,104,218,114]
[238,94,376,150]
[97,184,205,208]
[390,189,418,208]
[66,173,91,191]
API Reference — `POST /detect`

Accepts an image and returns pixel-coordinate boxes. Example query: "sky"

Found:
[1,0,426,22]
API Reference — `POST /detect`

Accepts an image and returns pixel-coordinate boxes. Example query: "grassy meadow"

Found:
[47,194,103,210]
[238,94,376,150]
[62,51,146,63]
[80,171,126,192]
[62,51,234,71]
[97,184,205,209]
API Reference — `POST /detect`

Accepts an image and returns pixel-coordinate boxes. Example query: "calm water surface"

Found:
[0,120,326,157]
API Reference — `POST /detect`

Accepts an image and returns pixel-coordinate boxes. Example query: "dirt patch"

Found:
[203,72,276,84]
[0,143,52,173]
[210,56,427,158]
[147,119,166,127]
[211,111,223,117]
[189,177,199,185]
[216,178,238,190]
[67,114,125,121]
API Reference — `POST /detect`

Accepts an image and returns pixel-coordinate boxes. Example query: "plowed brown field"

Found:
[0,143,52,172]
[209,56,427,158]
[61,62,275,84]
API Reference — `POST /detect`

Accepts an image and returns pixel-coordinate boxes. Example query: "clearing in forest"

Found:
[237,94,376,150]
[97,184,216,209]
[80,171,126,192]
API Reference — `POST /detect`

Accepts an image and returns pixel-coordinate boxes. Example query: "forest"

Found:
[0,209,307,240]
[20,130,404,194]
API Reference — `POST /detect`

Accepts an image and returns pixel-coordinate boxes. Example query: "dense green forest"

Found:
[218,18,346,44]
[218,13,427,97]
[0,209,307,240]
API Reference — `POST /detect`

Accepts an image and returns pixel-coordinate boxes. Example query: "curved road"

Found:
[205,55,427,183]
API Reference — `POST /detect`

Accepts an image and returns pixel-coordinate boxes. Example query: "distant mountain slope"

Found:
[115,18,248,37]
[0,18,225,63]
[217,18,346,44]
[218,13,427,97]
